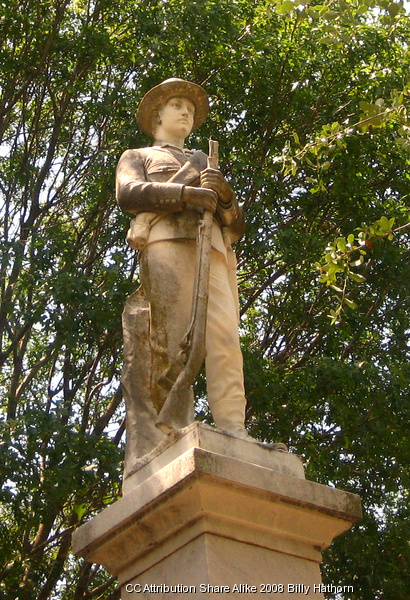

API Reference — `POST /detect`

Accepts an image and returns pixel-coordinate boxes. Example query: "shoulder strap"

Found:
[167,151,207,186]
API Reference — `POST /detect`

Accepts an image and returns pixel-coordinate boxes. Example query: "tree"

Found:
[1,0,409,598]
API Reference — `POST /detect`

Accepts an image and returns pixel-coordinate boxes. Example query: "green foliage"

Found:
[0,0,409,598]
[315,215,409,323]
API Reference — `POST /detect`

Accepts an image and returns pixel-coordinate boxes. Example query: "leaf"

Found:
[345,298,358,309]
[351,256,364,266]
[379,215,390,230]
[348,272,367,283]
[336,237,347,251]
[324,10,340,19]
[276,0,296,14]
[387,2,402,16]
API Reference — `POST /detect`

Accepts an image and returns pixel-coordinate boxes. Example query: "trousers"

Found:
[139,239,246,432]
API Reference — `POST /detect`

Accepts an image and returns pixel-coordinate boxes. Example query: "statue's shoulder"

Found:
[119,147,151,159]
[192,149,207,159]
[117,147,155,170]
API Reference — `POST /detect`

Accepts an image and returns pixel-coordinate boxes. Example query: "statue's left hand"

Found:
[200,168,233,207]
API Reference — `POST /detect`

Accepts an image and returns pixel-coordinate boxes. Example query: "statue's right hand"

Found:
[182,186,217,214]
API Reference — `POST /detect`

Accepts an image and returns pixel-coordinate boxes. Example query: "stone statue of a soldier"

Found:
[116,79,285,475]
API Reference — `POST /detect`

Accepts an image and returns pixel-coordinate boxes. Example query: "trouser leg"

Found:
[139,241,195,426]
[205,250,247,432]
[121,287,165,475]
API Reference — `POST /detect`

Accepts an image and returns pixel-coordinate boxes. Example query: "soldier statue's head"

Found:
[136,78,209,142]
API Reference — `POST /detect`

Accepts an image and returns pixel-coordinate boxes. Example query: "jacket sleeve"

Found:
[215,184,246,243]
[220,203,246,243]
[116,149,185,214]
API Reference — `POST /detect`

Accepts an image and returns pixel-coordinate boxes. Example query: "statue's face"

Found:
[157,96,195,139]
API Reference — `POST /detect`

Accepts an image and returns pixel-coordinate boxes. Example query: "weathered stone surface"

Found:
[72,428,362,599]
[122,535,326,599]
[118,78,252,456]
[77,80,364,598]
[121,286,165,476]
[123,422,305,494]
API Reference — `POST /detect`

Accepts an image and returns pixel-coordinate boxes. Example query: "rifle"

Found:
[155,140,219,433]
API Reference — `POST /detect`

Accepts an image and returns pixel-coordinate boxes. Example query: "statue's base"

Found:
[72,423,362,599]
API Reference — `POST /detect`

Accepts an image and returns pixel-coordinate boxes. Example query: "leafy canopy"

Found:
[0,0,409,598]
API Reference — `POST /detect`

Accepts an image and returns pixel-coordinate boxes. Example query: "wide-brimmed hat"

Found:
[136,78,209,138]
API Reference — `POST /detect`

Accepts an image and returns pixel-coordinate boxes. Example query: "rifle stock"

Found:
[155,141,218,433]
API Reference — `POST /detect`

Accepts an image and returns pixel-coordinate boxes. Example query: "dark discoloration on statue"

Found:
[117,78,287,478]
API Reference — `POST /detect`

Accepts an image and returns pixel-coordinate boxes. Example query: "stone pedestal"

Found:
[72,423,362,599]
